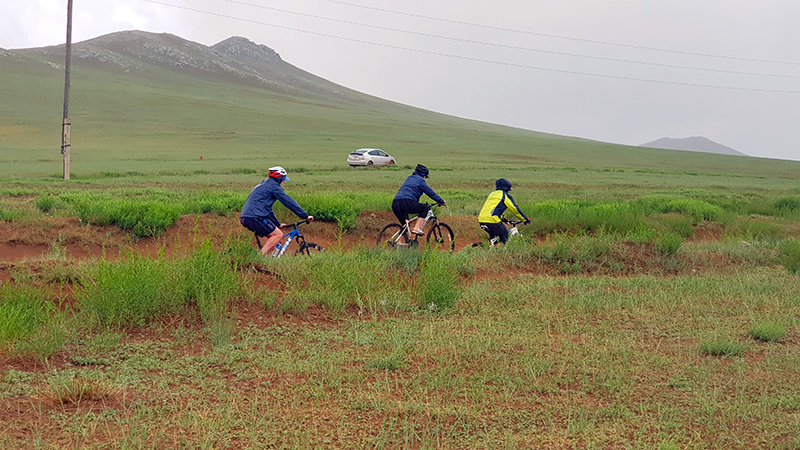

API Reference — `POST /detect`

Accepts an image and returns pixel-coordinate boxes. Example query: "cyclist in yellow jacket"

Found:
[478,178,530,244]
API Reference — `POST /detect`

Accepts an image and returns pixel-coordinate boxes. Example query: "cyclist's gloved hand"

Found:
[279,223,287,228]
[524,218,531,225]
[501,218,509,224]
[307,215,314,222]
[438,201,446,207]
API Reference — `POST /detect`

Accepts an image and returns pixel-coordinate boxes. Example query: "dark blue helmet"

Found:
[414,164,429,178]
[495,178,512,191]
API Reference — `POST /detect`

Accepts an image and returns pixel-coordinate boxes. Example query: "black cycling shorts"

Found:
[392,199,429,225]
[240,216,277,237]
[480,222,509,244]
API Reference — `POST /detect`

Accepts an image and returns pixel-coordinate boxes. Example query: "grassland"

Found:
[2,33,800,449]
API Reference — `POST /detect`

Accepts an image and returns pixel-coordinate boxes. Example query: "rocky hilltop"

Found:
[8,30,383,105]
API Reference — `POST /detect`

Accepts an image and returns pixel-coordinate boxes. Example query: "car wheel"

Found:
[367,160,374,166]
[388,159,396,165]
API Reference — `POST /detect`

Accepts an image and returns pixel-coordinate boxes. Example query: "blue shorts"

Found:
[240,216,277,237]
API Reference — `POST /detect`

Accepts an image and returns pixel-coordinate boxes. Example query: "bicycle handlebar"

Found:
[280,219,312,229]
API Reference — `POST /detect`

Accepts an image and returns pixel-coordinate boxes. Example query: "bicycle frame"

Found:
[485,220,523,247]
[255,220,309,258]
[393,205,438,243]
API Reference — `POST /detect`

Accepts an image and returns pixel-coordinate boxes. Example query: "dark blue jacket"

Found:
[240,178,308,226]
[394,173,444,204]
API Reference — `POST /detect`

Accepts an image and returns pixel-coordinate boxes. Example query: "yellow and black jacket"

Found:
[478,190,528,224]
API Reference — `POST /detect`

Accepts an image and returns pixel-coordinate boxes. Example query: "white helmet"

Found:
[268,166,288,180]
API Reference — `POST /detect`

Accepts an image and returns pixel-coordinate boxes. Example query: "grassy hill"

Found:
[2,30,798,184]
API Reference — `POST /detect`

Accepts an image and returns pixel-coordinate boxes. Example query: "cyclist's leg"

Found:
[241,217,281,256]
[480,222,508,244]
[407,202,429,235]
[391,199,411,245]
[262,227,284,256]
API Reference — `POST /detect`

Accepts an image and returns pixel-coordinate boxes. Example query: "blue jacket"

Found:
[394,174,444,204]
[240,178,308,226]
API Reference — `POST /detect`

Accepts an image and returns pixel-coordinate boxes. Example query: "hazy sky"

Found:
[2,0,799,161]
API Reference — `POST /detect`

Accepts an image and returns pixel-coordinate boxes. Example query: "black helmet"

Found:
[495,178,512,191]
[414,164,429,178]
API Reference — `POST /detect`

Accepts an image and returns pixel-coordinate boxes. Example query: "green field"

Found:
[2,32,800,449]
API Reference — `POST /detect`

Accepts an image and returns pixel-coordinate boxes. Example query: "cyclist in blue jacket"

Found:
[392,164,445,241]
[478,178,529,245]
[240,166,314,256]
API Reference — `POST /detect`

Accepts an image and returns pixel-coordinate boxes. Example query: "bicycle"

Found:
[254,219,323,257]
[377,203,455,252]
[472,218,526,248]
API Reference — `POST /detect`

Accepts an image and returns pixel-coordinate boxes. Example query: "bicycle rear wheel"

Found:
[296,242,323,256]
[427,223,455,252]
[377,223,404,248]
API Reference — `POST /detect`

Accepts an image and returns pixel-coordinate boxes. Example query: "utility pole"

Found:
[61,0,73,180]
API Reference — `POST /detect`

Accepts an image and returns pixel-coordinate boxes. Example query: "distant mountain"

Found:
[640,137,748,157]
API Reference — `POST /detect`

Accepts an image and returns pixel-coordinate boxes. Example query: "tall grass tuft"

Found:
[78,252,187,326]
[419,250,460,310]
[749,321,786,343]
[779,239,800,274]
[34,195,59,213]
[654,232,683,256]
[699,340,748,357]
[183,239,240,323]
[0,284,64,358]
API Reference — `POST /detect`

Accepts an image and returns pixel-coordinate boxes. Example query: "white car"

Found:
[348,148,396,167]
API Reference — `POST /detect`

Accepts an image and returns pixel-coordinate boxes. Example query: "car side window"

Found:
[369,150,380,156]
[378,151,388,156]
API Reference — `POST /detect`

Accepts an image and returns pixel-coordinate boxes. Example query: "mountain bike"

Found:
[255,219,323,257]
[377,203,455,252]
[472,218,525,248]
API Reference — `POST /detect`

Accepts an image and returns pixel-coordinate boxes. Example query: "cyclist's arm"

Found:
[504,194,529,222]
[420,180,444,204]
[276,190,310,220]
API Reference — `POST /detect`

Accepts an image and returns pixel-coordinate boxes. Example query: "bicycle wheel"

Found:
[377,223,404,248]
[427,223,455,252]
[296,242,323,256]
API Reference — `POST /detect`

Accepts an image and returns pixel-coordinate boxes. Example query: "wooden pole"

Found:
[62,0,73,180]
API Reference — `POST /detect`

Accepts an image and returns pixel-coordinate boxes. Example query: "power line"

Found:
[321,0,800,67]
[142,0,800,94]
[214,0,800,79]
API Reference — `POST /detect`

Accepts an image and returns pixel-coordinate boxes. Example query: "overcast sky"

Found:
[2,0,799,161]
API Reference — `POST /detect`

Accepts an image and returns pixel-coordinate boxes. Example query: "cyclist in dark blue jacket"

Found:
[392,164,445,240]
[240,166,313,256]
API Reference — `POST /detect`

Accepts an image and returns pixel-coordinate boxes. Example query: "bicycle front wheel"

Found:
[377,223,404,248]
[296,242,323,256]
[427,223,455,252]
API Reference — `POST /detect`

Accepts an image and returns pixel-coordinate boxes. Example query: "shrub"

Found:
[775,197,800,212]
[579,203,644,234]
[779,239,800,274]
[663,199,722,222]
[626,225,657,244]
[293,194,360,230]
[183,192,247,216]
[70,196,182,237]
[654,232,683,256]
